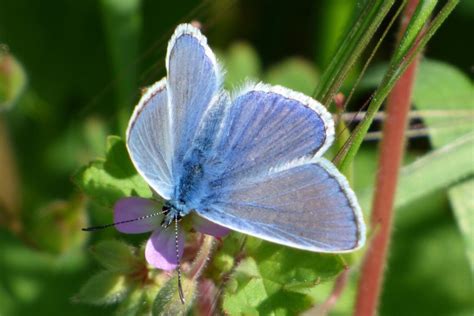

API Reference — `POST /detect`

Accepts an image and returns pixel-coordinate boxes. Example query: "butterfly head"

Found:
[161,200,187,228]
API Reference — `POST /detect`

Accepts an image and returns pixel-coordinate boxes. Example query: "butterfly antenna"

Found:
[175,215,186,304]
[82,211,165,232]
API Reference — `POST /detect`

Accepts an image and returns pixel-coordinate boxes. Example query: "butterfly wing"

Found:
[126,24,221,199]
[166,24,222,174]
[199,158,365,252]
[197,85,365,252]
[211,83,334,183]
[126,78,174,199]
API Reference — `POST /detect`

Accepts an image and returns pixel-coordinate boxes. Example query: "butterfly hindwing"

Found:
[194,85,364,252]
[199,158,365,252]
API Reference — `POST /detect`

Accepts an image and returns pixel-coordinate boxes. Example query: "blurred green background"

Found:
[0,0,472,315]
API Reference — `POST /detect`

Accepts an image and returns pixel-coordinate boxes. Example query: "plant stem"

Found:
[354,1,422,315]
[305,268,350,316]
[188,234,215,279]
[0,115,21,232]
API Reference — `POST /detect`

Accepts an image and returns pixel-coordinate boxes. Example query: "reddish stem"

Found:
[195,279,218,316]
[354,1,422,315]
[307,268,350,316]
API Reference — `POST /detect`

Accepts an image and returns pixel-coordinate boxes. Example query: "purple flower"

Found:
[114,197,230,271]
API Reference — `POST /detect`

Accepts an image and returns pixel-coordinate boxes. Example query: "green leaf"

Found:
[90,240,139,273]
[45,117,109,173]
[413,60,474,278]
[448,179,474,274]
[74,271,128,305]
[381,195,474,315]
[413,59,474,148]
[0,229,107,315]
[396,134,474,209]
[358,132,474,211]
[152,275,196,316]
[222,237,345,315]
[222,42,261,89]
[0,49,27,110]
[116,287,155,316]
[73,135,152,207]
[358,62,387,90]
[264,57,319,95]
[115,290,144,316]
[30,197,87,254]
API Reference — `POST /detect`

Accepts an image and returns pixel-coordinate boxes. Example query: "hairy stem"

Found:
[188,234,215,279]
[354,1,422,315]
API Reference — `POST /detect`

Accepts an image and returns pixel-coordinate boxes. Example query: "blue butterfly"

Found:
[124,23,366,258]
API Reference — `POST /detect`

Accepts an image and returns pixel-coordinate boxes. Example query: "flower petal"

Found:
[113,197,163,234]
[145,227,185,270]
[192,215,230,237]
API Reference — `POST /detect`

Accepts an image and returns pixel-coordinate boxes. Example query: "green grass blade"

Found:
[396,132,474,208]
[313,0,395,105]
[337,0,459,173]
[393,0,437,63]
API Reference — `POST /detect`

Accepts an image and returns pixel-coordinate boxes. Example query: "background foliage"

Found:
[0,0,472,315]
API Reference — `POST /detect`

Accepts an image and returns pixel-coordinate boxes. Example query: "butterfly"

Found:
[85,23,366,303]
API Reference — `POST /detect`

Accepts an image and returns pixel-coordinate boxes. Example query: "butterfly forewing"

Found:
[212,84,334,183]
[126,79,174,199]
[166,24,221,177]
[127,25,221,199]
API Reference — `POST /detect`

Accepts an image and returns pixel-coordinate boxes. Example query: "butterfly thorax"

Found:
[167,148,211,223]
[161,201,184,227]
[167,94,228,222]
